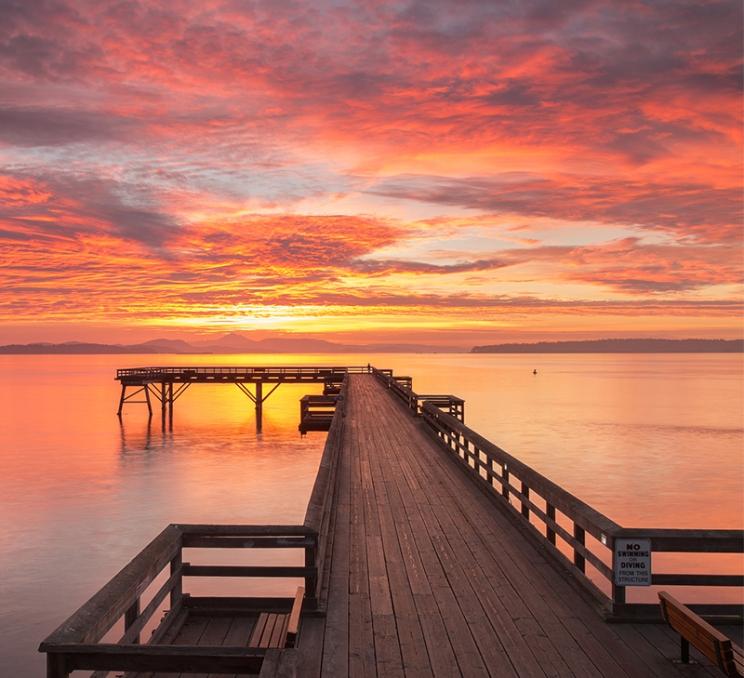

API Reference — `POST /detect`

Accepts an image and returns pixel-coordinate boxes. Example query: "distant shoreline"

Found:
[471,338,743,354]
[0,337,742,354]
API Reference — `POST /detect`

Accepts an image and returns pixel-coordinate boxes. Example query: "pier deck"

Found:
[39,367,743,678]
[308,374,741,677]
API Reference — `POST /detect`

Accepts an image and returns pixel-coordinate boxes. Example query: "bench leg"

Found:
[681,637,690,664]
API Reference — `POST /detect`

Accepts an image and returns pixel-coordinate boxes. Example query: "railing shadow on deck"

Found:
[371,367,744,624]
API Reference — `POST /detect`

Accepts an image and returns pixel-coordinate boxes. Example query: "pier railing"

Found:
[371,367,465,421]
[39,523,317,677]
[420,402,744,621]
[117,365,368,381]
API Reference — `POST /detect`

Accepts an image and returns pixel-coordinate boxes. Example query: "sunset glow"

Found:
[1,1,742,345]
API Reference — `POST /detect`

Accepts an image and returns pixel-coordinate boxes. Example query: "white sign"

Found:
[614,538,652,586]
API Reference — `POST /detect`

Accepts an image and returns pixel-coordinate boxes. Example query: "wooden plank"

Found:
[52,643,266,674]
[286,587,304,646]
[359,408,421,678]
[294,615,323,678]
[206,615,255,678]
[186,616,233,678]
[347,413,376,678]
[182,564,312,578]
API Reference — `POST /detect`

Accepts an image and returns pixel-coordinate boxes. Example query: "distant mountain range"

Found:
[0,333,460,354]
[471,338,744,353]
[1,335,741,354]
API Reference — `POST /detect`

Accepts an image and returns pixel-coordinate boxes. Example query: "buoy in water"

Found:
[533,369,537,375]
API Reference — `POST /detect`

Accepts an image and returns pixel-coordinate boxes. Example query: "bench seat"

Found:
[248,586,304,649]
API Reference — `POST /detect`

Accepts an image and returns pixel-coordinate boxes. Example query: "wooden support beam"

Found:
[256,381,263,433]
[117,385,126,416]
[144,385,152,417]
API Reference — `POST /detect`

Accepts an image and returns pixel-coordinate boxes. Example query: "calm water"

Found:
[1,353,742,675]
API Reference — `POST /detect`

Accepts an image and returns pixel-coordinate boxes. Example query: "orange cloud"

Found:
[0,0,740,342]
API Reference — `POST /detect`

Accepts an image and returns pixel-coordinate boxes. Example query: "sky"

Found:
[0,0,742,347]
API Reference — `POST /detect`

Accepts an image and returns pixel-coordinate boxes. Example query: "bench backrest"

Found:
[658,592,738,676]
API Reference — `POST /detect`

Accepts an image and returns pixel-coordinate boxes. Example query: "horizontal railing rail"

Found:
[419,402,744,621]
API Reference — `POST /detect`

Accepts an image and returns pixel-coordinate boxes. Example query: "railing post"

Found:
[46,653,69,678]
[546,503,556,545]
[610,535,625,615]
[502,464,510,500]
[124,596,141,644]
[305,535,318,609]
[170,548,183,609]
[574,523,586,573]
[521,482,530,519]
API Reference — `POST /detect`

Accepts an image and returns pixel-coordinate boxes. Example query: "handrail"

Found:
[421,403,620,538]
[117,366,369,379]
[419,401,744,620]
[303,374,349,607]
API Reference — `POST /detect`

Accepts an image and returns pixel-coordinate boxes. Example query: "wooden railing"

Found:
[303,374,349,608]
[117,365,368,380]
[420,402,744,621]
[371,366,465,422]
[299,394,338,433]
[39,523,317,677]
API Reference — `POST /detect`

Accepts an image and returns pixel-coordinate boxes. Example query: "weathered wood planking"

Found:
[312,374,735,678]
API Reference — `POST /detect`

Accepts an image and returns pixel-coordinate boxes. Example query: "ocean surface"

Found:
[0,352,742,675]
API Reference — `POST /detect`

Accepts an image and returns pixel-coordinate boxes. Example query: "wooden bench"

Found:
[659,592,744,676]
[248,587,304,649]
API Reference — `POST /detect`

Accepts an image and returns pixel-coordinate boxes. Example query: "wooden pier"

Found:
[115,366,366,432]
[40,367,743,677]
